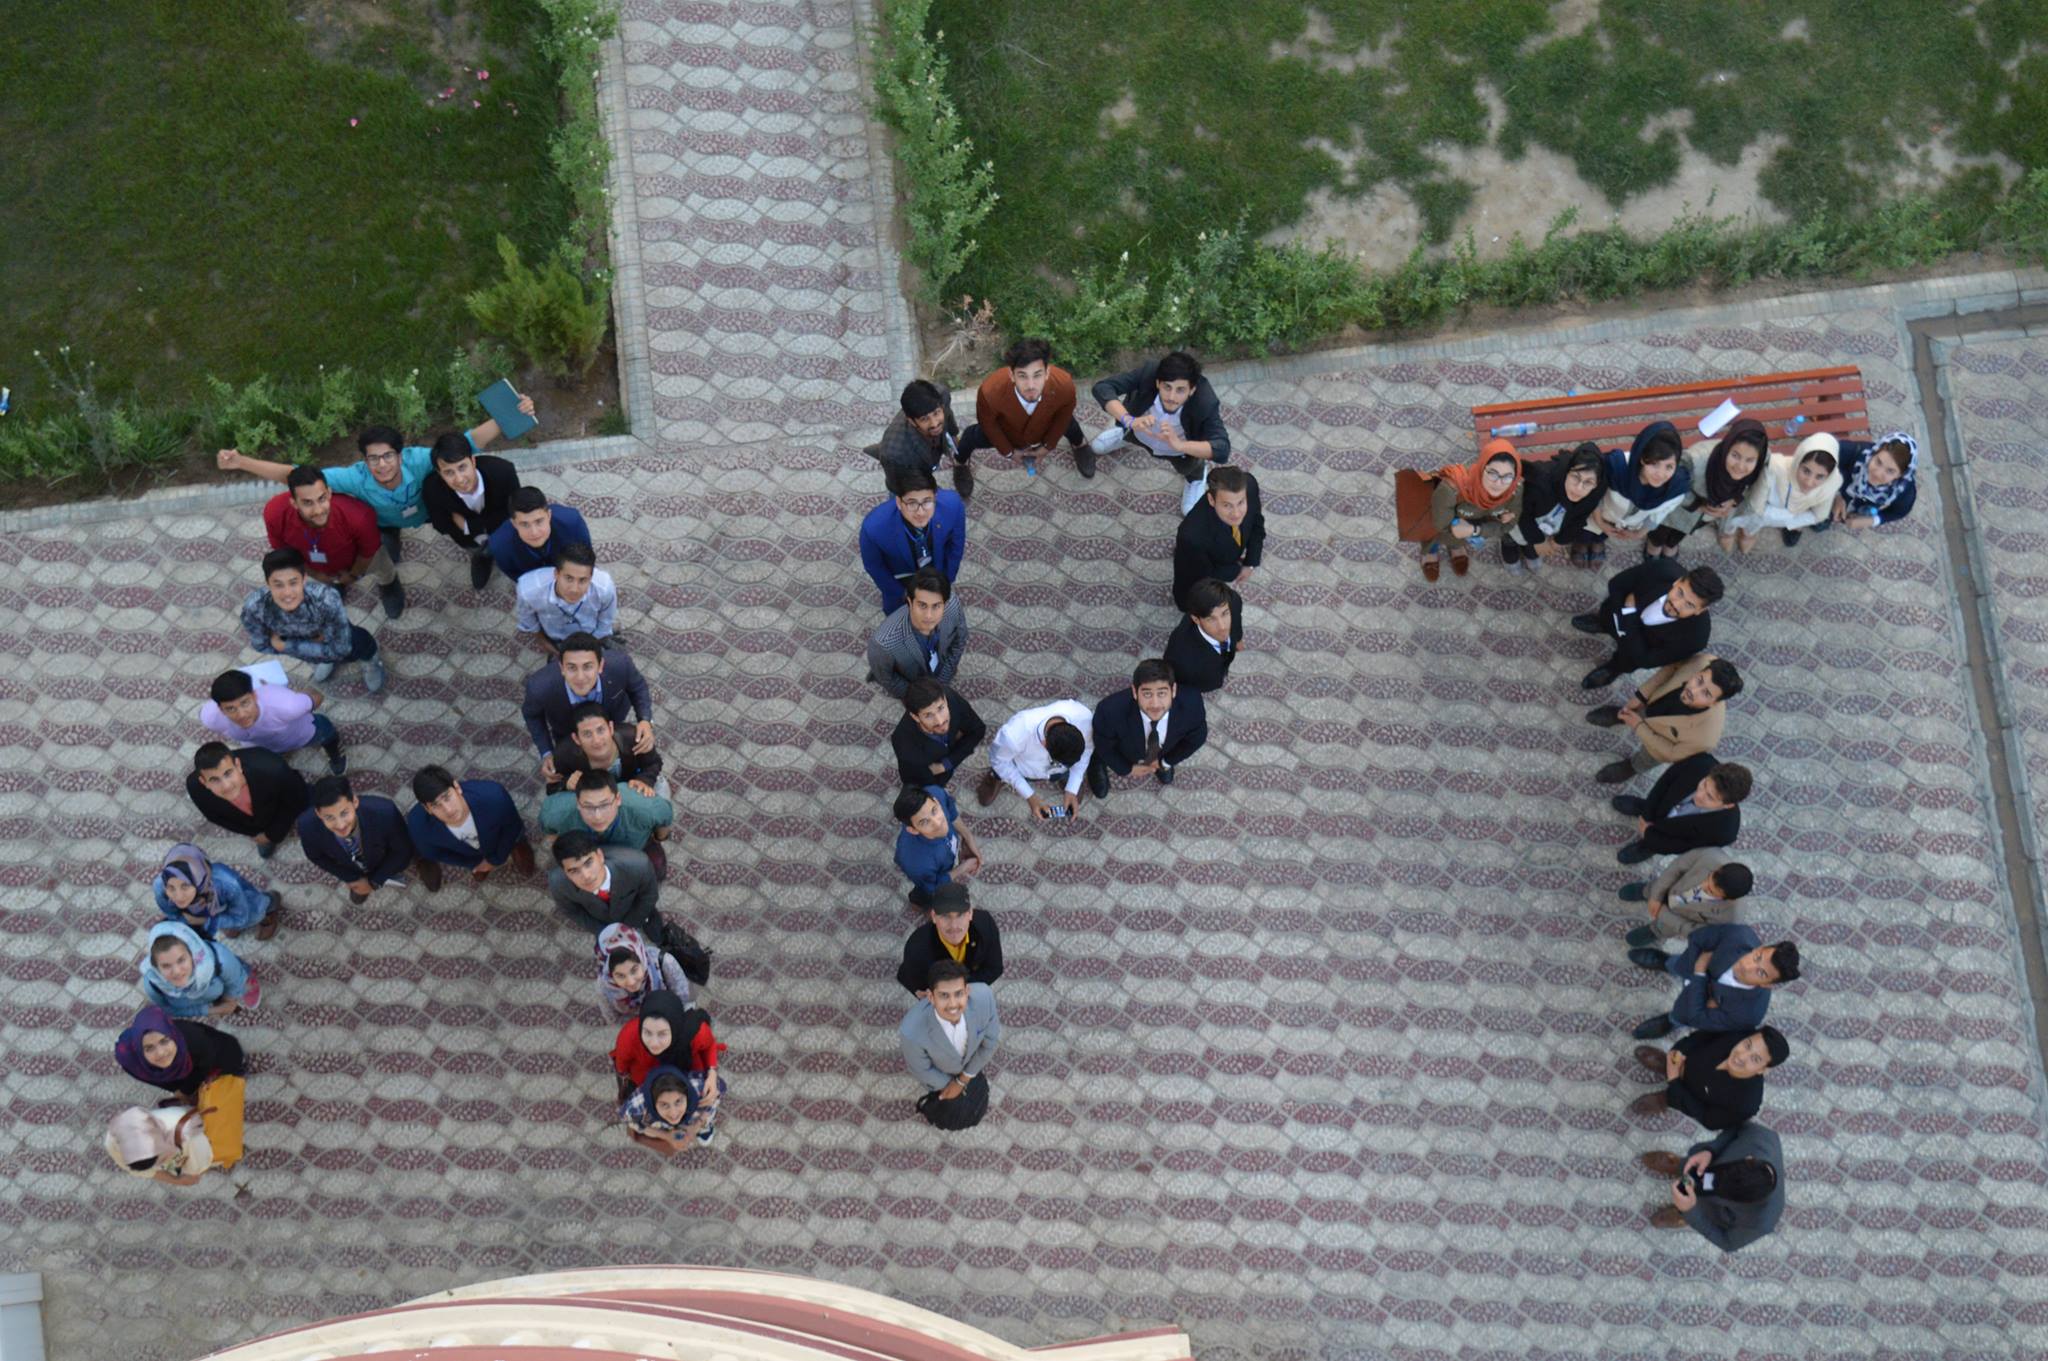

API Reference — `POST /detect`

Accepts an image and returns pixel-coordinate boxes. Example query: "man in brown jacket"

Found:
[1587,654,1741,786]
[1618,848,1753,947]
[957,337,1091,479]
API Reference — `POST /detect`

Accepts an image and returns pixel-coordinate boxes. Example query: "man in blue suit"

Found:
[859,464,966,614]
[1086,658,1207,799]
[296,775,438,903]
[1629,923,1801,1039]
[406,765,537,882]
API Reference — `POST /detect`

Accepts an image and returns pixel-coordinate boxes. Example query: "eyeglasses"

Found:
[364,451,400,466]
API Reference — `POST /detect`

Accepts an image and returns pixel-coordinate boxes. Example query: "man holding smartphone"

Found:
[1637,1121,1785,1251]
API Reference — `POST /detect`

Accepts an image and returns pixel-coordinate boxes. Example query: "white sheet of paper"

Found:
[238,659,291,688]
[1698,399,1740,438]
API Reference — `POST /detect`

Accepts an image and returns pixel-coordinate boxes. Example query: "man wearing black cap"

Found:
[895,882,1004,998]
[869,379,972,501]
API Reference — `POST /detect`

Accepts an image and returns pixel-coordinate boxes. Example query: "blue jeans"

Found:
[344,625,379,662]
[310,712,342,754]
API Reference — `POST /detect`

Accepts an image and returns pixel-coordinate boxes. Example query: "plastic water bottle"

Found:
[1490,421,1538,438]
[0,387,10,416]
[1453,516,1484,549]
[1785,415,1807,435]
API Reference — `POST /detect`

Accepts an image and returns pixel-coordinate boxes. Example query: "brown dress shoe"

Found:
[255,901,283,941]
[417,859,444,893]
[510,838,537,877]
[1638,1151,1682,1178]
[974,770,1002,807]
[1421,554,1441,583]
[1627,1091,1669,1117]
[1649,1205,1688,1228]
[1449,552,1470,577]
[1634,1045,1669,1077]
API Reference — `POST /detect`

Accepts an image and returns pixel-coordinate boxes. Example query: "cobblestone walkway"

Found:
[3,3,2047,1359]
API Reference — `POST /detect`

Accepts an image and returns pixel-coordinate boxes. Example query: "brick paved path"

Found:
[4,4,2048,1359]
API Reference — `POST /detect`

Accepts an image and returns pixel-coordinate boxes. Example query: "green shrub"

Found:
[465,235,610,379]
[202,372,286,456]
[21,348,187,484]
[380,368,431,434]
[286,366,364,451]
[536,0,620,257]
[872,1,997,302]
[1990,167,2048,265]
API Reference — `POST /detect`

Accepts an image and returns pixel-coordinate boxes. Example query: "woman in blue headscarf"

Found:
[1807,430,1918,541]
[139,921,259,1019]
[1590,421,1691,561]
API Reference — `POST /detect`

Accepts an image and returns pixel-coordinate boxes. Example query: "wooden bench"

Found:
[1469,366,1870,458]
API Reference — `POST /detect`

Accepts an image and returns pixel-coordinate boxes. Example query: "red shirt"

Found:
[262,491,381,576]
[611,1017,724,1085]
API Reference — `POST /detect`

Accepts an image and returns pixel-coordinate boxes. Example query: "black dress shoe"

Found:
[1780,528,1802,546]
[1610,795,1645,816]
[1617,881,1648,902]
[1580,666,1619,689]
[1570,612,1604,635]
[1616,842,1653,866]
[952,459,976,501]
[1596,759,1637,785]
[380,579,407,620]
[468,548,495,590]
[1627,947,1670,971]
[1631,1014,1674,1040]
[1086,760,1110,801]
[1584,705,1623,727]
[1155,764,1174,785]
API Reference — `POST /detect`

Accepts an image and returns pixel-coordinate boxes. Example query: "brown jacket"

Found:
[1646,848,1738,939]
[974,366,1078,453]
[1633,653,1725,765]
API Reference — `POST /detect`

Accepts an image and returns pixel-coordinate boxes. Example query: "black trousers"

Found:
[956,417,1085,460]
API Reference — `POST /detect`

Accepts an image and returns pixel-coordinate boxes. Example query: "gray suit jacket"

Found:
[1684,1121,1785,1253]
[867,598,969,698]
[899,983,1001,1090]
[1648,848,1737,939]
[546,846,662,940]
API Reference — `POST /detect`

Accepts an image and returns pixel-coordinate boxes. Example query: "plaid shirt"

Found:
[240,582,355,663]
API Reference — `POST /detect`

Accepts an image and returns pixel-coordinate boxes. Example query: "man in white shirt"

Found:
[974,698,1093,820]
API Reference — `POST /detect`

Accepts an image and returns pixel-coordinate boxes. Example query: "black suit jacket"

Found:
[1640,752,1741,854]
[295,794,415,886]
[1163,588,1243,694]
[1091,686,1208,774]
[423,453,521,546]
[1171,473,1266,608]
[896,911,1004,993]
[1600,558,1711,673]
[890,687,987,788]
[520,648,654,757]
[186,747,308,844]
[1089,361,1231,462]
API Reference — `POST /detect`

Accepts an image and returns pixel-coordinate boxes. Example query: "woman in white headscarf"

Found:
[1723,432,1844,552]
[104,1106,214,1185]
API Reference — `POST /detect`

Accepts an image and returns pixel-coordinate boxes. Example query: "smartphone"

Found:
[1045,804,1070,819]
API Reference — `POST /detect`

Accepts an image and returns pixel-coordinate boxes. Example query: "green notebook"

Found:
[478,379,537,441]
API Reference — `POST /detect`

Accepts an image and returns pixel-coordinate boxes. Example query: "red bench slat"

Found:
[1470,366,1868,456]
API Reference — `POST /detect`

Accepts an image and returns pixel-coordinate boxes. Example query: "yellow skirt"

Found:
[196,1074,246,1169]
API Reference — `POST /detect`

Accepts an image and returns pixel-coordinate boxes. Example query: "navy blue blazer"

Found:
[859,492,967,613]
[1091,686,1208,775]
[405,779,527,869]
[1665,923,1771,1032]
[296,794,415,887]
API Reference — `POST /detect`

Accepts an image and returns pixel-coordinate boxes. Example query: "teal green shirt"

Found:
[539,788,674,847]
[321,446,436,528]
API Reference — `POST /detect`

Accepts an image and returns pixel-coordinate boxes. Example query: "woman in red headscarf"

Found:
[1419,438,1524,580]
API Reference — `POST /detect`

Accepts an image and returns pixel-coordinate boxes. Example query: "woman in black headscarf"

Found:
[1504,442,1609,572]
[1647,419,1769,556]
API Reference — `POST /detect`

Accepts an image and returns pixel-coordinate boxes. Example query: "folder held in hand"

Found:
[478,380,538,442]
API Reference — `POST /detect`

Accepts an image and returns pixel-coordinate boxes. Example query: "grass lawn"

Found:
[0,0,572,418]
[931,0,2048,329]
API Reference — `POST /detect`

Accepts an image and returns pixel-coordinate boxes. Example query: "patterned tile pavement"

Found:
[619,0,899,447]
[1946,334,2048,853]
[6,292,2048,1360]
[4,0,2048,1355]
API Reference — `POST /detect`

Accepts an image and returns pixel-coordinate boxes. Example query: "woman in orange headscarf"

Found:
[1420,438,1523,580]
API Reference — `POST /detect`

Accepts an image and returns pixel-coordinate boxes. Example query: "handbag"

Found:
[664,919,713,987]
[195,1073,246,1168]
[1392,469,1441,542]
[914,1072,989,1130]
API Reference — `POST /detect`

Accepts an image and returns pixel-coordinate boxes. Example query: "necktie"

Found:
[596,889,610,903]
[1231,525,1242,549]
[1144,721,1161,764]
